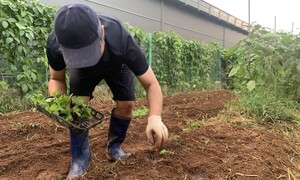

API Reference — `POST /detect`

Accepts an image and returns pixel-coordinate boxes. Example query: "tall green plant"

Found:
[0,0,55,95]
[226,24,300,122]
[227,25,300,100]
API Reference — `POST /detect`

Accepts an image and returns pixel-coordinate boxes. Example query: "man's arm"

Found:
[48,66,67,96]
[137,67,168,149]
[136,67,162,116]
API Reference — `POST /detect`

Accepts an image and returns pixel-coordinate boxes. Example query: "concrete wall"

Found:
[39,0,247,48]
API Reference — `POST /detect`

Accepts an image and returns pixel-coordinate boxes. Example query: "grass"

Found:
[182,119,205,131]
[188,120,205,129]
[225,87,300,124]
[0,80,35,114]
[0,89,31,114]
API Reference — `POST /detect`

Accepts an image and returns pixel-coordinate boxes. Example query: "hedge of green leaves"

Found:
[126,25,224,90]
[0,0,55,95]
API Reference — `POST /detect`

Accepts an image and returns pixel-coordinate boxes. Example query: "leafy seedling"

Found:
[132,107,149,118]
[159,149,174,155]
[33,93,93,122]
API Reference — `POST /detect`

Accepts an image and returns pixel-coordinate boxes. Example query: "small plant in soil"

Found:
[132,107,149,117]
[184,120,205,131]
[159,149,174,155]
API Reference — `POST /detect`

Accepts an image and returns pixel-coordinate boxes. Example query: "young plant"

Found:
[159,149,174,155]
[183,120,205,131]
[132,107,149,118]
[34,93,93,122]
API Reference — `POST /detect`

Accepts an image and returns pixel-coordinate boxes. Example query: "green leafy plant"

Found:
[152,31,223,92]
[0,0,55,95]
[125,24,224,94]
[225,25,300,123]
[227,24,300,100]
[132,107,149,118]
[34,93,93,122]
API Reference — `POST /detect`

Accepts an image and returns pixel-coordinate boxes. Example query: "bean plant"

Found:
[0,0,55,95]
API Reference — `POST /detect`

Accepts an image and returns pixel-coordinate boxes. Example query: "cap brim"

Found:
[60,35,101,69]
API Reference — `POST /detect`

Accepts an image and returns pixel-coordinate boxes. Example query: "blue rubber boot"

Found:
[106,111,131,161]
[67,129,91,180]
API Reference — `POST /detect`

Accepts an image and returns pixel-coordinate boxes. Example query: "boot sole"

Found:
[105,152,131,161]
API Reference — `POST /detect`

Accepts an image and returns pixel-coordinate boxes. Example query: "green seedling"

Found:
[132,107,149,118]
[159,149,174,155]
[34,93,93,122]
[182,120,205,131]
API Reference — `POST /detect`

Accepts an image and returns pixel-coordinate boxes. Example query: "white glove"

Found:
[146,115,168,149]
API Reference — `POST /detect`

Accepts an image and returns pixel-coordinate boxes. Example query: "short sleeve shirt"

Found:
[46,13,149,76]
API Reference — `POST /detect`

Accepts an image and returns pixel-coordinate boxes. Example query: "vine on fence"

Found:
[130,29,223,90]
[0,0,55,95]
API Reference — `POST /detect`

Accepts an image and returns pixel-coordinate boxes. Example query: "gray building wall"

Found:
[39,0,248,48]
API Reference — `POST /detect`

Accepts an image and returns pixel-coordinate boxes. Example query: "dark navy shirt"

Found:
[46,13,149,77]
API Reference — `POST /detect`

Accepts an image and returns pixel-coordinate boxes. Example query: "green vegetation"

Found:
[225,25,300,123]
[0,0,55,113]
[226,88,299,124]
[0,0,299,126]
[34,93,93,122]
[0,80,31,114]
[129,28,223,93]
[1,0,222,113]
[0,0,55,95]
[126,22,222,94]
[159,149,174,155]
[183,120,205,131]
[132,107,149,118]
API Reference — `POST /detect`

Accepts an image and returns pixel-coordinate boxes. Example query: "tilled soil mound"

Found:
[0,90,299,180]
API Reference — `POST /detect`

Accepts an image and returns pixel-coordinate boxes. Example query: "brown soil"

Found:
[0,90,299,180]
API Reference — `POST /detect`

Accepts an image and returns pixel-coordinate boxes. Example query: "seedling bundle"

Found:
[35,93,106,132]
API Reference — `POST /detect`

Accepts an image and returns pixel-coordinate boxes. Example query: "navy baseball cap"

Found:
[54,3,101,68]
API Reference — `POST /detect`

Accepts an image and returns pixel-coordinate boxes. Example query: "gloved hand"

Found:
[146,115,168,149]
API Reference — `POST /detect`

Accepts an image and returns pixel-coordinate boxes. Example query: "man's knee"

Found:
[114,101,135,117]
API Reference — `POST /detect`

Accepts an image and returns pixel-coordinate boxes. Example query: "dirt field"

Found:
[0,90,299,180]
